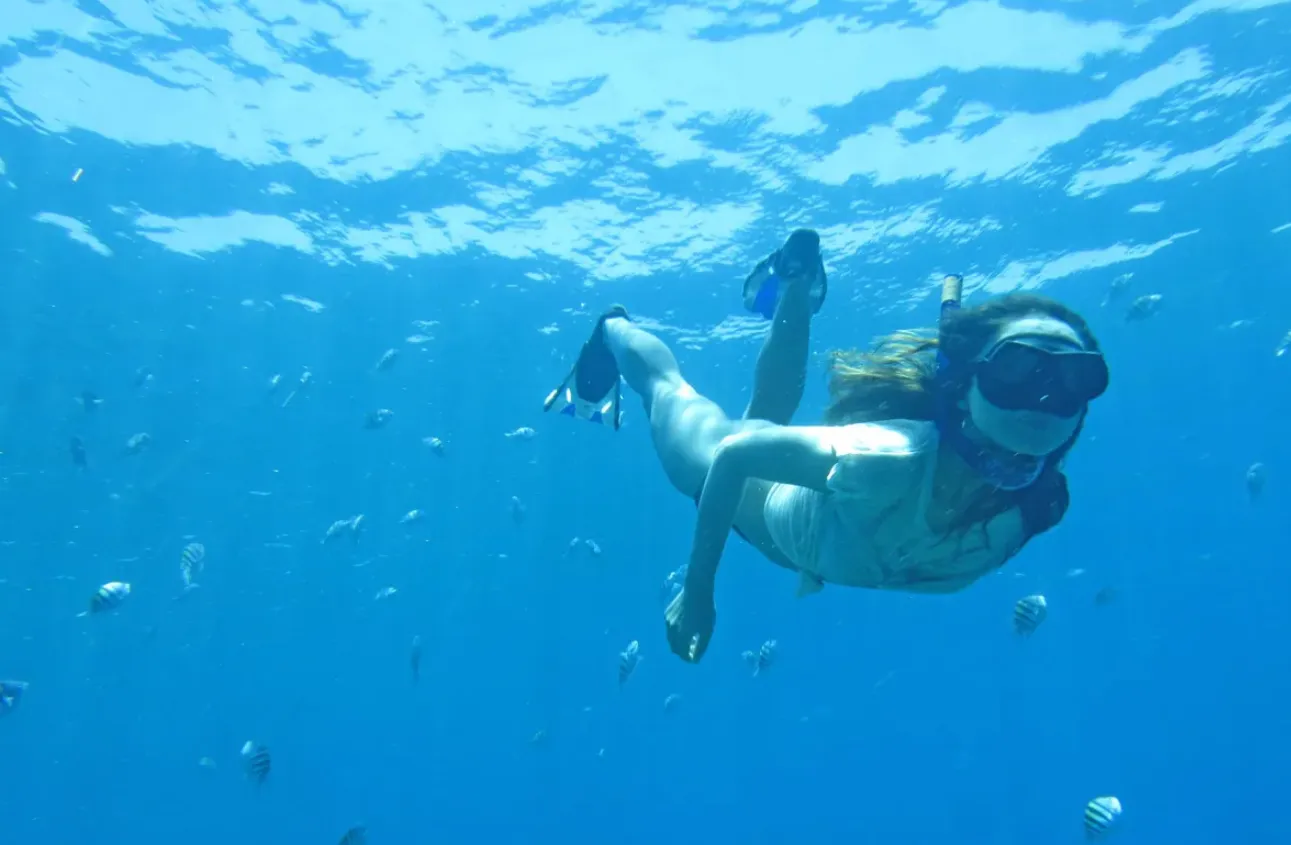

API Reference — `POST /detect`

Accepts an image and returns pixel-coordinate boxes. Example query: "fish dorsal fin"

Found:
[796,571,824,598]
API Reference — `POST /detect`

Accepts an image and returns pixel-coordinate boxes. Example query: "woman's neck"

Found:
[959,415,1024,462]
[940,410,1046,492]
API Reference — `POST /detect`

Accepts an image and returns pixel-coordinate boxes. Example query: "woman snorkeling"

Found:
[543,229,1109,664]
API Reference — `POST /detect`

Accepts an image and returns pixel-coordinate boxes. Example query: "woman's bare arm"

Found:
[684,426,840,599]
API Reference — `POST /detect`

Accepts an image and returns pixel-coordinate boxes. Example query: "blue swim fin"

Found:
[543,306,627,429]
[742,229,827,320]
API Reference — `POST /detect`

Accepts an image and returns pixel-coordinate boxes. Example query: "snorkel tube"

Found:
[934,273,963,382]
[940,273,964,326]
[933,273,1046,492]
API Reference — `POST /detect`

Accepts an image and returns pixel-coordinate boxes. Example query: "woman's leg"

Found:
[742,270,815,425]
[603,317,756,498]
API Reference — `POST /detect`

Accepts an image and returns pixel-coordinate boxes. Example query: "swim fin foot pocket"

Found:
[542,305,627,429]
[742,228,828,320]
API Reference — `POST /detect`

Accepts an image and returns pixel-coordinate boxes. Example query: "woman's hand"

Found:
[664,585,715,663]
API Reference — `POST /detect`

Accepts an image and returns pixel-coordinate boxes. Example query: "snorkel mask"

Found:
[974,333,1108,418]
[934,276,1106,491]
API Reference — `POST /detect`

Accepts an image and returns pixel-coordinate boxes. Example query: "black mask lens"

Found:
[977,341,1107,415]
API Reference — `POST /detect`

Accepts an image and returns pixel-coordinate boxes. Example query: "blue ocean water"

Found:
[2,0,1290,842]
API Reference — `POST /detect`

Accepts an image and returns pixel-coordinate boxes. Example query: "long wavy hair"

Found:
[822,293,1101,536]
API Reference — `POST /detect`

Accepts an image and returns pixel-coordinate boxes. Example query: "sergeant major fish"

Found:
[1084,795,1122,840]
[69,436,87,468]
[180,542,205,590]
[78,581,131,617]
[241,741,271,784]
[364,409,394,430]
[1125,294,1163,322]
[123,432,151,455]
[323,515,365,544]
[1013,594,1048,636]
[741,639,778,677]
[618,640,641,687]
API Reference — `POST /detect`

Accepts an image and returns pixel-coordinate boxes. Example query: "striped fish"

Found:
[240,741,271,784]
[1013,594,1047,636]
[180,542,205,589]
[81,581,131,616]
[1084,795,1122,839]
[618,640,640,687]
[741,639,778,676]
[338,826,367,845]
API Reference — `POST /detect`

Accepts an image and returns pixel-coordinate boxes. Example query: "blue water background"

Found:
[2,1,1290,843]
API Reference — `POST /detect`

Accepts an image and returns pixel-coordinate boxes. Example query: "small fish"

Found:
[281,369,313,408]
[422,436,446,456]
[410,635,422,684]
[267,373,282,394]
[133,367,153,388]
[197,756,216,770]
[1277,330,1291,357]
[1093,586,1118,606]
[374,586,398,600]
[504,427,536,440]
[364,409,394,430]
[510,496,526,523]
[1083,795,1122,840]
[1013,594,1047,636]
[1099,274,1131,308]
[618,639,641,687]
[399,509,423,525]
[240,740,271,784]
[338,826,367,845]
[0,680,28,716]
[528,728,549,746]
[584,539,602,557]
[79,581,131,616]
[323,518,352,543]
[1124,293,1163,322]
[663,693,681,713]
[323,515,364,544]
[741,639,778,676]
[1246,462,1267,500]
[69,436,87,468]
[77,390,102,412]
[123,432,152,455]
[180,542,206,589]
[375,348,398,371]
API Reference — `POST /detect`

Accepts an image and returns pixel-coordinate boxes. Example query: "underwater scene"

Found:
[2,0,1290,843]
